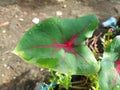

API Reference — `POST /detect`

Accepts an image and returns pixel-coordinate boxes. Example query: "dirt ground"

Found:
[0,0,120,90]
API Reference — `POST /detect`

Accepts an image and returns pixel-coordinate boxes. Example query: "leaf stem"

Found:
[70,86,88,89]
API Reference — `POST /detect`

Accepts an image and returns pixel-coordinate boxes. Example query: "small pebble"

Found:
[62,4,67,8]
[57,0,65,3]
[32,17,40,24]
[0,21,9,27]
[13,76,16,79]
[2,74,5,77]
[40,68,44,71]
[3,64,7,68]
[56,11,63,16]
[2,30,6,33]
[19,18,24,21]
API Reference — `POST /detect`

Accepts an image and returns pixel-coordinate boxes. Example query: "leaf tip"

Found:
[12,49,17,55]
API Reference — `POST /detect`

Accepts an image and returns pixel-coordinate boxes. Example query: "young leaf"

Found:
[98,36,120,90]
[13,14,99,75]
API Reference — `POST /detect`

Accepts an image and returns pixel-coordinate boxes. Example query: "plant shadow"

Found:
[0,70,39,90]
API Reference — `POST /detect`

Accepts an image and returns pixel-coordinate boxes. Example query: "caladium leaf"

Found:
[98,36,120,90]
[13,14,100,75]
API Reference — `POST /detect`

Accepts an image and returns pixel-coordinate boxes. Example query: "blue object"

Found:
[102,17,117,27]
[40,82,56,90]
[37,82,57,90]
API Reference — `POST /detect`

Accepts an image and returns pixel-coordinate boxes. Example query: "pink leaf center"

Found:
[115,59,120,74]
[32,33,79,56]
[30,23,90,61]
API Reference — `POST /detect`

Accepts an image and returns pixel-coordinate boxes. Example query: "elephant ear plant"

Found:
[13,14,120,89]
[13,14,99,75]
[98,36,120,90]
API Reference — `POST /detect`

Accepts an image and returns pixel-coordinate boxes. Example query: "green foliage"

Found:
[13,14,120,90]
[98,36,120,90]
[50,71,72,90]
[101,29,113,50]
[89,74,99,90]
[13,14,99,75]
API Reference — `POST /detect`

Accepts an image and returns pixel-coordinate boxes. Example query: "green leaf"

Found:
[98,36,120,90]
[13,14,99,75]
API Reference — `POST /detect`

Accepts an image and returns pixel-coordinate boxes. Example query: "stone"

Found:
[32,17,40,24]
[56,11,63,16]
[62,4,67,8]
[19,18,24,21]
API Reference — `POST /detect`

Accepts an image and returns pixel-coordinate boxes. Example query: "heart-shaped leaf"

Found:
[98,36,120,90]
[13,14,100,75]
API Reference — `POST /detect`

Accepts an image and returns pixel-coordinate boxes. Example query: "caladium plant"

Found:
[13,14,100,75]
[98,36,120,90]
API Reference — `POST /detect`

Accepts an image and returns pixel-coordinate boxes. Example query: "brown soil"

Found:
[0,0,120,90]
